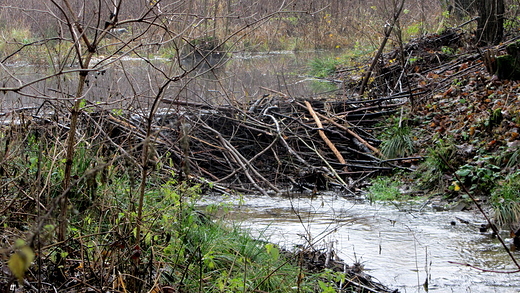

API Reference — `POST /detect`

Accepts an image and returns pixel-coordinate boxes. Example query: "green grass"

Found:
[380,125,414,159]
[309,57,340,78]
[165,217,303,292]
[142,178,308,292]
[491,172,520,229]
[366,177,403,202]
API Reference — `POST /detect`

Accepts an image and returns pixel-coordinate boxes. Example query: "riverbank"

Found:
[332,28,520,224]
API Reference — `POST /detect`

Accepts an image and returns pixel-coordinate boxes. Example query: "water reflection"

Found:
[0,51,336,113]
[199,194,520,293]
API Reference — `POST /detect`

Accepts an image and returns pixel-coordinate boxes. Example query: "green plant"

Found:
[506,148,520,168]
[380,125,414,159]
[6,27,32,44]
[309,57,340,78]
[491,172,520,229]
[318,279,337,293]
[159,45,178,60]
[161,214,305,292]
[367,177,403,201]
[455,156,502,194]
[487,108,503,129]
[117,175,308,292]
[417,138,458,190]
[405,22,423,37]
[408,56,422,65]
[504,13,520,31]
[441,46,457,55]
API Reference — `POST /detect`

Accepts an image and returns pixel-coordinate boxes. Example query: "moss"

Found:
[496,54,520,80]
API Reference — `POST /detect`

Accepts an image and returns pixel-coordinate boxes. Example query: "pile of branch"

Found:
[91,93,410,196]
[26,29,502,197]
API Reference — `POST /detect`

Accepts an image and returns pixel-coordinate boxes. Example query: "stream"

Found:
[199,193,520,293]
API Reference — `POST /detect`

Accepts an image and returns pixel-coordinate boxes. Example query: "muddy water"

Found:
[199,194,520,292]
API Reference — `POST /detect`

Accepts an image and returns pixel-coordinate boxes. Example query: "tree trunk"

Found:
[477,0,504,46]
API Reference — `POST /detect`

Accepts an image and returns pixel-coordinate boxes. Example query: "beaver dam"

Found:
[18,92,409,196]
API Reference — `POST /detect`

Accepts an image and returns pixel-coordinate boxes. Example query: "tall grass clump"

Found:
[380,125,414,159]
[491,172,520,229]
[381,119,414,159]
[502,147,520,169]
[416,138,457,191]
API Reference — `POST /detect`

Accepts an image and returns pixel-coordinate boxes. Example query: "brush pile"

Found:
[95,28,506,196]
[85,92,408,196]
[14,29,508,197]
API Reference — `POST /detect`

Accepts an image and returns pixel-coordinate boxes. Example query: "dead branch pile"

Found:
[19,29,509,197]
[83,94,408,196]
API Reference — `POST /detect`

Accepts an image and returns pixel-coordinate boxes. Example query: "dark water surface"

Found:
[0,51,335,112]
[199,194,520,293]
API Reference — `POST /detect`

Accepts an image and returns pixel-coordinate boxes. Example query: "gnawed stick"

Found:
[262,106,312,168]
[315,111,382,156]
[304,101,347,169]
[297,137,352,192]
